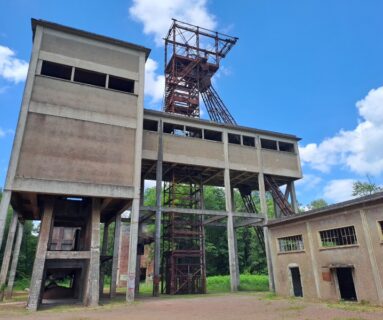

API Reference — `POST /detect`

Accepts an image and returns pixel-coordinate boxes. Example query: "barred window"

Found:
[278,235,304,252]
[319,226,357,247]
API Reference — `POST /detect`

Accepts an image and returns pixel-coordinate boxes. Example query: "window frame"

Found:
[319,226,358,248]
[277,235,305,253]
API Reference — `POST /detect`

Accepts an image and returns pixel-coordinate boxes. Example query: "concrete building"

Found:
[0,19,304,309]
[268,193,383,305]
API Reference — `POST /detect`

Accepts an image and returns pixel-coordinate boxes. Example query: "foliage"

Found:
[207,274,269,293]
[308,199,328,210]
[352,180,382,197]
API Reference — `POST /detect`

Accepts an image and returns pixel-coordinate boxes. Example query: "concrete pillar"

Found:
[110,214,121,298]
[305,221,321,299]
[224,168,239,291]
[0,211,18,301]
[85,198,100,307]
[360,209,383,305]
[0,190,11,250]
[126,198,140,302]
[258,173,275,292]
[289,181,299,213]
[231,188,240,284]
[99,222,109,296]
[153,121,163,297]
[27,198,54,311]
[5,221,24,299]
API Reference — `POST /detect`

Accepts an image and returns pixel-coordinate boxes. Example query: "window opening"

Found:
[143,119,158,132]
[278,235,304,252]
[185,126,202,138]
[204,129,222,142]
[74,68,106,87]
[243,135,255,147]
[261,138,278,150]
[108,75,134,93]
[319,226,357,247]
[279,141,295,153]
[41,61,72,80]
[228,133,241,145]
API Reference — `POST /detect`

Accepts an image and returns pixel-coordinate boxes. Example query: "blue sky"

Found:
[1,0,383,206]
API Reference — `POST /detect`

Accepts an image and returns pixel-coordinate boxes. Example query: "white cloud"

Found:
[0,128,13,138]
[129,0,216,46]
[300,86,383,175]
[0,45,28,83]
[323,179,356,203]
[145,58,165,106]
[295,173,322,190]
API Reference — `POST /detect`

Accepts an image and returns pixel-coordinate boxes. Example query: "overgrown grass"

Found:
[207,274,269,293]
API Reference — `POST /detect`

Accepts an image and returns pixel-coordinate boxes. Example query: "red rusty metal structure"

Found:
[164,19,238,124]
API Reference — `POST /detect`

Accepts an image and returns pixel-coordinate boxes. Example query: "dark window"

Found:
[204,129,222,142]
[108,75,134,93]
[243,135,255,147]
[278,235,304,252]
[261,138,278,150]
[41,60,72,80]
[279,141,295,153]
[185,126,202,138]
[143,119,158,132]
[228,133,241,145]
[378,221,383,236]
[74,68,106,87]
[163,122,184,135]
[319,226,357,247]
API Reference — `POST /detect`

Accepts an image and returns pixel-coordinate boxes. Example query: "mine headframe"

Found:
[164,19,238,125]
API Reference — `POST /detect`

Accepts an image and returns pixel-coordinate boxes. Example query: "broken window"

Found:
[243,135,255,147]
[279,141,295,153]
[163,122,185,136]
[278,235,304,252]
[204,129,222,142]
[185,126,202,138]
[74,68,106,87]
[319,226,357,247]
[41,60,72,80]
[108,75,134,93]
[261,138,278,150]
[143,119,158,132]
[228,133,241,145]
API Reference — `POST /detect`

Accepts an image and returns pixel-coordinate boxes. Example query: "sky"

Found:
[0,0,383,206]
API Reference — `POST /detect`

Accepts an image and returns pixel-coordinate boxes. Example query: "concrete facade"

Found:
[0,19,304,309]
[268,193,383,305]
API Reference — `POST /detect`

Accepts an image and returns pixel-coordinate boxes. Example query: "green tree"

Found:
[352,180,382,197]
[308,199,328,210]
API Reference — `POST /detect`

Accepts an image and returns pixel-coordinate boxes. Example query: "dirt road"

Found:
[0,292,382,320]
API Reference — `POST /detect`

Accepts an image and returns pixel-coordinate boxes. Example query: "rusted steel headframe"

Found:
[164,19,238,125]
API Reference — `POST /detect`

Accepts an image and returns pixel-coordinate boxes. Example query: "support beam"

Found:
[289,181,299,213]
[110,214,121,298]
[224,169,239,291]
[231,188,240,288]
[0,211,18,301]
[85,198,100,307]
[5,221,24,299]
[99,222,109,296]
[0,190,11,250]
[27,198,54,311]
[126,198,140,302]
[258,173,275,292]
[153,120,163,297]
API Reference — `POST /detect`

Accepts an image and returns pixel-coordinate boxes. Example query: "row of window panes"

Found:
[144,119,295,151]
[278,226,361,252]
[40,60,135,94]
[278,235,304,252]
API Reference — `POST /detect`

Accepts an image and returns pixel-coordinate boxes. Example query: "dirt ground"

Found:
[1,292,383,320]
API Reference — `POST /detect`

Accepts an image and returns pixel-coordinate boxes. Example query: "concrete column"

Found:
[289,181,299,213]
[27,198,54,311]
[153,120,163,297]
[258,172,275,292]
[126,198,140,302]
[224,169,239,291]
[5,221,24,299]
[99,222,109,296]
[231,188,240,284]
[360,210,383,305]
[0,211,18,301]
[85,198,100,307]
[305,222,321,299]
[110,214,121,298]
[0,190,11,250]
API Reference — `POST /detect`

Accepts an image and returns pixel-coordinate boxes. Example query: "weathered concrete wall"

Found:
[269,204,383,305]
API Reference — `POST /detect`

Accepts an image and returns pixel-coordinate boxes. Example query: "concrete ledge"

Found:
[46,251,91,259]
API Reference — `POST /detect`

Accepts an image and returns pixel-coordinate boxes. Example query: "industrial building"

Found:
[0,17,380,311]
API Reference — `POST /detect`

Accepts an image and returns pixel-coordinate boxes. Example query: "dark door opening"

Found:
[336,268,357,301]
[290,267,303,297]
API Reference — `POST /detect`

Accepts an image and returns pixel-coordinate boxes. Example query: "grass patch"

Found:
[207,274,269,293]
[327,300,382,313]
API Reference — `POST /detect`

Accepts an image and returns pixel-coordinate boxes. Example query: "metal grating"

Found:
[278,235,304,252]
[319,226,357,247]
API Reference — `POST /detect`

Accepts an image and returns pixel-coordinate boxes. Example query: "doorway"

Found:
[336,268,357,301]
[290,267,303,297]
